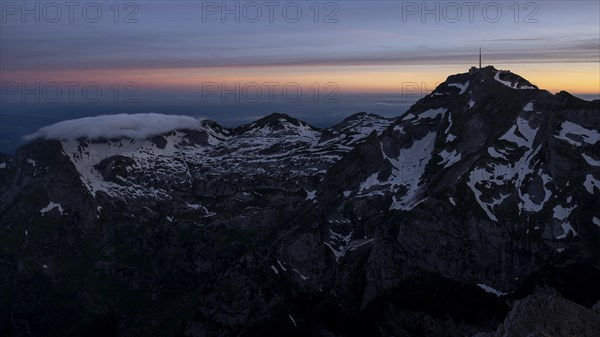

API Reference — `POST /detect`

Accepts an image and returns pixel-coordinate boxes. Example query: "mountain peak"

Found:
[258,112,294,121]
[471,66,537,90]
[341,112,387,123]
[234,112,320,135]
[430,66,538,99]
[411,67,541,118]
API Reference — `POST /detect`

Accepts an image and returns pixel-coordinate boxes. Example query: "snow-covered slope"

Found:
[317,66,600,287]
[30,112,395,204]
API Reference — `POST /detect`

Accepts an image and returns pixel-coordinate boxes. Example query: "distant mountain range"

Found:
[1,66,599,337]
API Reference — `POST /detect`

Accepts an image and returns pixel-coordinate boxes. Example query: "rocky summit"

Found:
[1,66,599,337]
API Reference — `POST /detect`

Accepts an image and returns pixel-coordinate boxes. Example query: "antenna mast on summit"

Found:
[479,48,482,68]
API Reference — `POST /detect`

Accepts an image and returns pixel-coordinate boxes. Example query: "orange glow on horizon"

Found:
[3,63,599,98]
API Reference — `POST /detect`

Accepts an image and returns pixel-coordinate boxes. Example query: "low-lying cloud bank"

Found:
[24,113,204,141]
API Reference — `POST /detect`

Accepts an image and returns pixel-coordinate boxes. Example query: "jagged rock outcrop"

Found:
[493,293,600,337]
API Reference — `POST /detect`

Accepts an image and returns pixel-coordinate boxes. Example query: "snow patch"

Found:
[499,118,538,148]
[185,203,215,217]
[324,228,374,263]
[584,174,600,194]
[582,153,600,167]
[418,108,446,121]
[470,116,545,219]
[386,131,438,211]
[277,260,287,272]
[293,268,310,281]
[488,147,507,159]
[556,222,577,239]
[438,149,461,168]
[186,203,203,210]
[466,174,509,222]
[444,111,456,143]
[40,202,64,215]
[404,108,446,124]
[448,81,469,94]
[477,283,507,297]
[520,173,552,213]
[305,190,316,201]
[401,113,416,121]
[553,204,576,221]
[288,315,297,327]
[493,71,535,90]
[555,121,600,146]
[360,173,380,189]
[553,204,578,239]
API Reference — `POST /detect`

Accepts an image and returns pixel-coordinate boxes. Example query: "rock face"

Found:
[493,293,600,337]
[1,67,599,337]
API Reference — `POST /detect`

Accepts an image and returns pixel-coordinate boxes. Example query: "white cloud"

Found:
[24,113,204,141]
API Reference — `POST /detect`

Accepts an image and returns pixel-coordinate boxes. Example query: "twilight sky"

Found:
[1,0,599,95]
[1,0,598,153]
